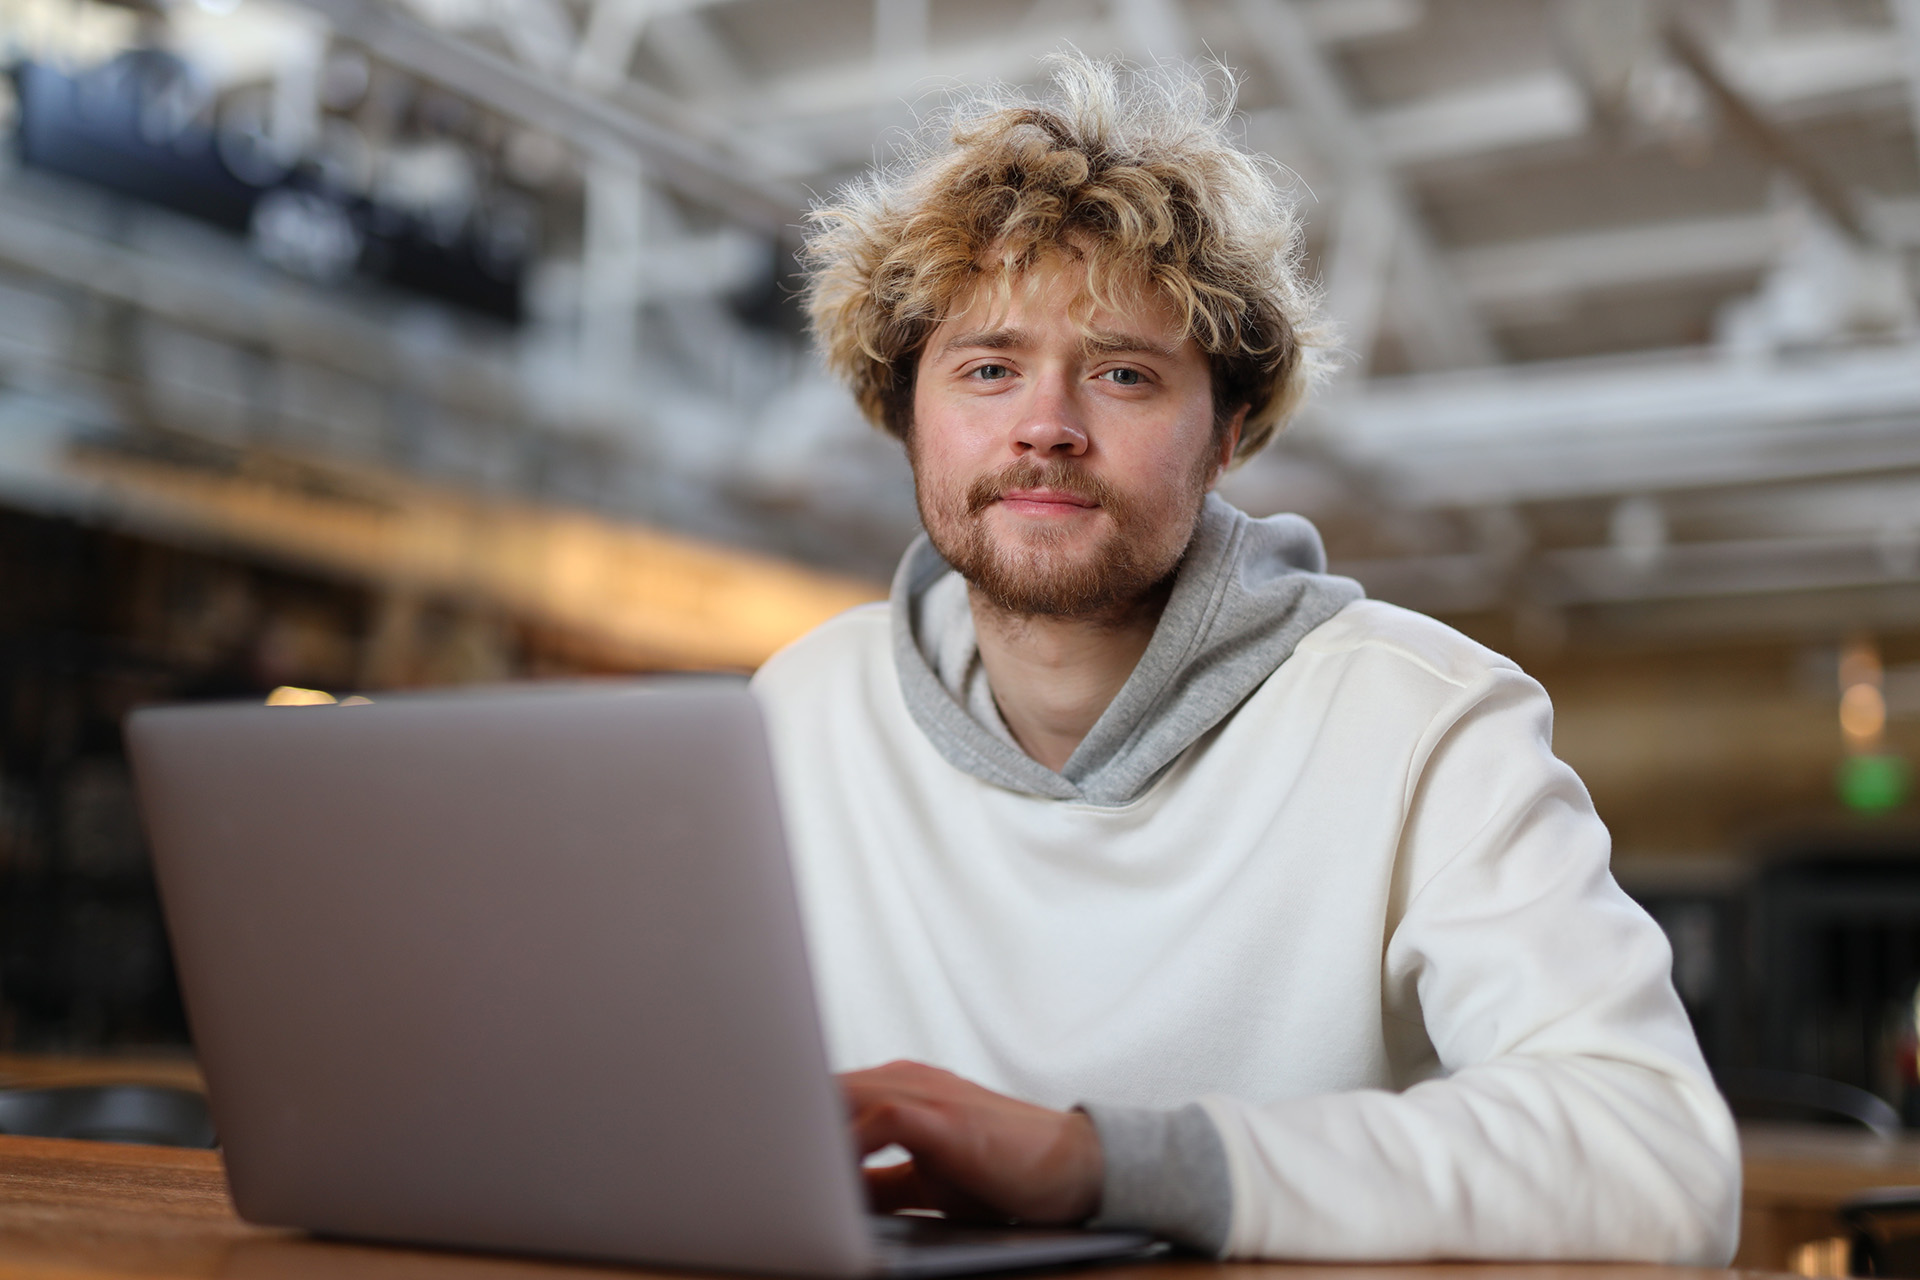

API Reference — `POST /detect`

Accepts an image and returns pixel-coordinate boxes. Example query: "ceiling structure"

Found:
[1,0,1918,658]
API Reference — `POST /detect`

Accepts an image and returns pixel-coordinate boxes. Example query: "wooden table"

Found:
[0,1132,1783,1280]
[1737,1123,1920,1272]
[0,1052,205,1092]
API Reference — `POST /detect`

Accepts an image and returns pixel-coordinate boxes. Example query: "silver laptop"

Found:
[126,680,1158,1278]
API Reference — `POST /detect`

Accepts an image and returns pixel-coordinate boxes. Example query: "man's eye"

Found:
[972,364,1010,381]
[1101,368,1144,386]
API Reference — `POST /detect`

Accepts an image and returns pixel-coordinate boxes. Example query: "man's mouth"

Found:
[964,462,1118,517]
[996,487,1099,514]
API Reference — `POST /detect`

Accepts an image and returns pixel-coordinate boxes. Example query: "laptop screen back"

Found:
[129,682,873,1277]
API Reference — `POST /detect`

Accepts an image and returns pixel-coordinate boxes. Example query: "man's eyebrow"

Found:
[934,327,1179,358]
[937,328,1028,354]
[1080,329,1180,359]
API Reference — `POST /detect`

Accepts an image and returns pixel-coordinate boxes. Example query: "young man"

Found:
[751,56,1739,1263]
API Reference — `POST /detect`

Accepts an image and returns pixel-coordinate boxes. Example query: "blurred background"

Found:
[0,0,1916,1129]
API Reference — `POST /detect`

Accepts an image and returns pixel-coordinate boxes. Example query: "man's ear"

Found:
[1210,406,1248,489]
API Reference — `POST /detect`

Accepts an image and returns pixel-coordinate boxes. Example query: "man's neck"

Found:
[969,584,1170,773]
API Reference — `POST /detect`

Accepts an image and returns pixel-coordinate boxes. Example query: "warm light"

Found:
[1841,681,1887,746]
[1790,1236,1849,1278]
[265,686,337,706]
[70,447,883,672]
[1835,636,1908,811]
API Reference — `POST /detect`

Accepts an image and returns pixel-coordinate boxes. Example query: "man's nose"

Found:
[1009,372,1089,457]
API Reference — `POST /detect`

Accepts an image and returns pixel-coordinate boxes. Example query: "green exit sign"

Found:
[1839,754,1913,813]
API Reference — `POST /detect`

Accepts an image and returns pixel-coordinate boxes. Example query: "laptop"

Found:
[126,680,1159,1278]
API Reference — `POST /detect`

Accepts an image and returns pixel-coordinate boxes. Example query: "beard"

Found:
[913,453,1210,619]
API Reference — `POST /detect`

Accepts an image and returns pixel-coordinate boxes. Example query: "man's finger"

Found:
[864,1161,1007,1223]
[849,1096,953,1160]
[840,1061,960,1110]
[863,1159,930,1213]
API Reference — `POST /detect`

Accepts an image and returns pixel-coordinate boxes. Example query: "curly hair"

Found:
[799,53,1325,464]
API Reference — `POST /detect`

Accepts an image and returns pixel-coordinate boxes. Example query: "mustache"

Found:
[964,459,1123,517]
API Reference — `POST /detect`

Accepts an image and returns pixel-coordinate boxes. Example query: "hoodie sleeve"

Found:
[1091,664,1741,1263]
[1080,1100,1234,1253]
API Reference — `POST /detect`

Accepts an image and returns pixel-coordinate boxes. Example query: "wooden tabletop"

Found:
[1734,1122,1920,1271]
[0,1051,205,1092]
[0,1132,1783,1280]
[1742,1122,1920,1199]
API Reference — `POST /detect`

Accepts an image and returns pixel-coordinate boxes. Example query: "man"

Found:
[751,55,1739,1263]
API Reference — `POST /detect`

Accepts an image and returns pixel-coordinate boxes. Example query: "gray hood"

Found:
[891,494,1364,806]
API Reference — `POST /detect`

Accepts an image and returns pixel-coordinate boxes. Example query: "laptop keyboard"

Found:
[871,1214,1066,1247]
[867,1213,1161,1276]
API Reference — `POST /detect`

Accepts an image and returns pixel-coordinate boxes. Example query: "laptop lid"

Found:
[128,681,876,1278]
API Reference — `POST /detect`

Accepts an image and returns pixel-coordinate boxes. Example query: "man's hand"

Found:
[840,1061,1104,1225]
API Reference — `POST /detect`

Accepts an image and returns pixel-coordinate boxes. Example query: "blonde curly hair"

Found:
[799,53,1324,463]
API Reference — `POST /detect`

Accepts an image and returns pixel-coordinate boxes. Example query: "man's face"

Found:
[908,256,1238,619]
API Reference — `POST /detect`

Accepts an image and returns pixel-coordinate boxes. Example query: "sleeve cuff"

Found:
[1078,1101,1233,1256]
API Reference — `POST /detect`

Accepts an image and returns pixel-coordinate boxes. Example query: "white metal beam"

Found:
[1230,0,1497,372]
[486,0,574,76]
[1894,0,1920,180]
[571,0,652,93]
[1319,174,1397,373]
[1370,70,1589,166]
[581,160,647,400]
[645,8,748,101]
[1317,340,1920,506]
[1449,197,1920,316]
[1335,526,1920,616]
[1449,214,1781,312]
[710,21,1914,180]
[1298,0,1425,44]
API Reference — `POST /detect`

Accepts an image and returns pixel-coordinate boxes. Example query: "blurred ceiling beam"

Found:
[0,168,763,441]
[1297,0,1425,44]
[1450,198,1920,316]
[1230,0,1497,374]
[1896,0,1920,175]
[1450,212,1781,313]
[710,18,1908,181]
[1724,25,1908,108]
[579,159,648,410]
[286,0,805,232]
[645,7,748,100]
[489,0,577,77]
[1374,29,1908,169]
[1370,70,1589,167]
[1320,340,1920,506]
[1337,530,1920,619]
[0,180,524,422]
[700,0,1422,138]
[1538,533,1920,607]
[726,16,1120,126]
[571,0,648,95]
[1666,21,1874,248]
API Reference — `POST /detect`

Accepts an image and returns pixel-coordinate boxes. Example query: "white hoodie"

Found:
[750,510,1740,1264]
